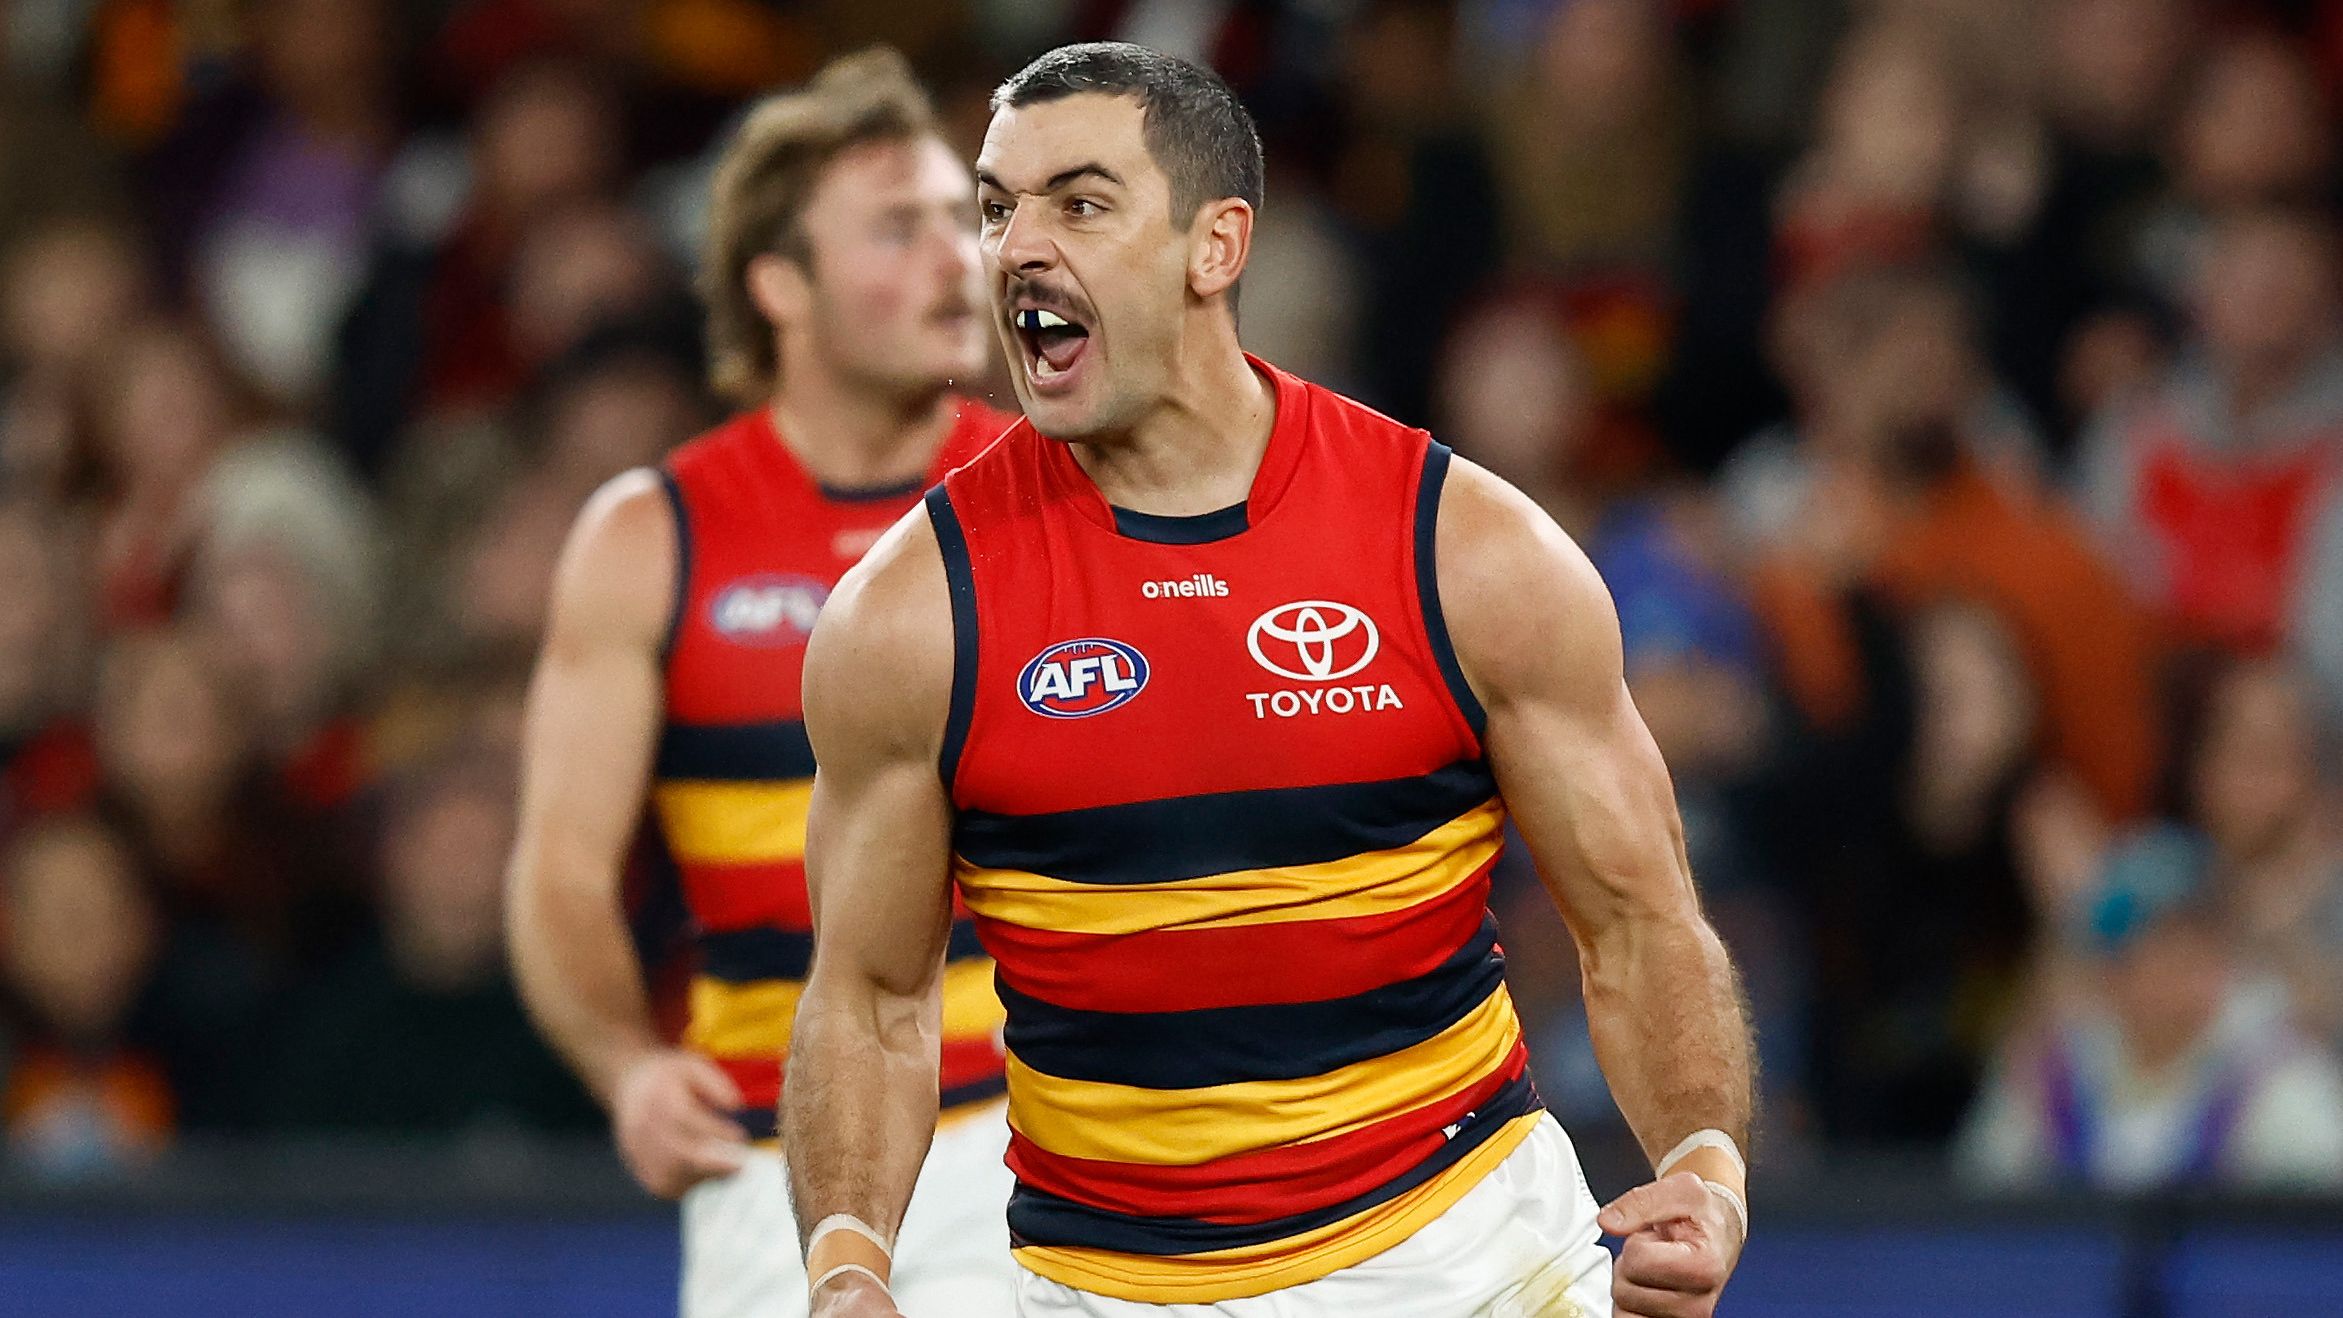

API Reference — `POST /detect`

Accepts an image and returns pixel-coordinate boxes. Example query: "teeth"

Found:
[1017,309,1073,331]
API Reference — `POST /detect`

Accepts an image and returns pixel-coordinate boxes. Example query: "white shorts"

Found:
[1014,1114,1612,1317]
[680,1100,1020,1318]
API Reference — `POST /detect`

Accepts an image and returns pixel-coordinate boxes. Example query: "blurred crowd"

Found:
[3,0,2343,1197]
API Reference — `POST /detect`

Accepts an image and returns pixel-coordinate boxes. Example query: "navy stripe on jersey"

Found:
[927,487,980,787]
[735,1070,1008,1139]
[1415,442,1487,736]
[1112,500,1248,545]
[999,916,1502,1089]
[697,918,989,983]
[698,927,814,982]
[954,759,1496,885]
[655,467,692,661]
[1006,1070,1540,1255]
[941,1072,1011,1110]
[654,719,817,781]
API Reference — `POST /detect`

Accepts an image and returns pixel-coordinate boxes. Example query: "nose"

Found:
[990,199,1056,279]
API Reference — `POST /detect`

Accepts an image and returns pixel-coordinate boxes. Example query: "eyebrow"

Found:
[974,163,1124,194]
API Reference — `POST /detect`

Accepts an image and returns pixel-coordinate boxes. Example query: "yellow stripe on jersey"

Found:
[653,778,814,865]
[956,798,1503,936]
[686,954,1006,1060]
[1004,985,1521,1166]
[1013,1111,1547,1303]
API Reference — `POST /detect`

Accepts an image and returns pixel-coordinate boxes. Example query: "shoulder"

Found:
[802,499,954,758]
[1431,454,1621,709]
[547,468,677,647]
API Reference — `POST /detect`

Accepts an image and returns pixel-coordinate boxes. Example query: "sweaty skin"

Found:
[786,458,1754,1318]
[791,78,1752,1318]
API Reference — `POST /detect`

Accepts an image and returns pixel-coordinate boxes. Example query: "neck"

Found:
[768,365,955,491]
[1070,328,1275,517]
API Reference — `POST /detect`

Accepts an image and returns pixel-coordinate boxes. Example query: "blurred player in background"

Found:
[506,48,1018,1318]
[784,43,1753,1318]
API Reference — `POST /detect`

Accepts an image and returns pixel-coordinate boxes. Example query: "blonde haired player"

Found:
[506,48,1018,1318]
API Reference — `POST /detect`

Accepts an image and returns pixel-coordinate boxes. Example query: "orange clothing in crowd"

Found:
[3,1046,175,1167]
[1754,463,2162,821]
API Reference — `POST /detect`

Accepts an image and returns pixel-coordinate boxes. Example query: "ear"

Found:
[1186,198,1254,302]
[746,251,814,337]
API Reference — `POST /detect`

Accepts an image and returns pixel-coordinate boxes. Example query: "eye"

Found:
[979,198,1010,223]
[1066,197,1101,218]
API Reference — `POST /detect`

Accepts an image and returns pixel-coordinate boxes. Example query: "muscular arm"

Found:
[785,511,959,1311]
[1438,458,1752,1308]
[507,472,744,1194]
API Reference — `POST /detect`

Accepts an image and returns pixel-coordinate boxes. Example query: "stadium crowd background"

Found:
[3,0,2343,1200]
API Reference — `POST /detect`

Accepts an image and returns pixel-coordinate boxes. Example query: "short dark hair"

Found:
[993,42,1264,226]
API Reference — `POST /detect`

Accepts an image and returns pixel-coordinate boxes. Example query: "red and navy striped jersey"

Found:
[653,400,1012,1139]
[929,357,1541,1302]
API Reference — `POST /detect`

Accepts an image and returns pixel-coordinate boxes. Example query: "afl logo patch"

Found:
[709,574,827,647]
[1018,638,1149,719]
[1248,600,1379,681]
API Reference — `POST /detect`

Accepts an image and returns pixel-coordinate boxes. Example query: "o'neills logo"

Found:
[1141,573,1229,599]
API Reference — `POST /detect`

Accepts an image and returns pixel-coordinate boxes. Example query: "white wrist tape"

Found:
[1700,1179,1750,1239]
[807,1214,893,1260]
[809,1263,889,1296]
[1656,1128,1747,1181]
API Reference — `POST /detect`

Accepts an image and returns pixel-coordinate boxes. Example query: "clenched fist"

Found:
[1599,1172,1744,1318]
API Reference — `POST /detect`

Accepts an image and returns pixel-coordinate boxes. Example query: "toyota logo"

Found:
[1247,601,1380,682]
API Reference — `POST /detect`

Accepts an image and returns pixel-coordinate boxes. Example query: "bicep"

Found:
[511,476,673,891]
[1434,457,1696,939]
[797,513,960,999]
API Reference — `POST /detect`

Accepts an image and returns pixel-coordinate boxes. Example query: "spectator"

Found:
[1732,262,2160,822]
[0,216,153,500]
[2187,659,2343,1046]
[0,815,172,1178]
[147,0,399,404]
[0,500,97,833]
[1957,824,2343,1192]
[332,59,622,476]
[261,746,596,1135]
[2080,205,2343,665]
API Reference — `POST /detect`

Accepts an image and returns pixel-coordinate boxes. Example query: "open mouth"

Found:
[1012,306,1092,388]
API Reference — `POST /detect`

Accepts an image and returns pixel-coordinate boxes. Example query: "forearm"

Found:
[1581,907,1754,1165]
[782,974,941,1250]
[508,858,662,1103]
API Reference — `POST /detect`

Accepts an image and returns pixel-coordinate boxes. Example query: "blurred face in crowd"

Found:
[474,62,619,225]
[99,324,233,495]
[0,818,156,1043]
[2048,0,2192,146]
[1813,20,1957,205]
[256,0,390,125]
[1905,603,2037,849]
[2174,33,2335,206]
[1435,300,1592,496]
[2190,662,2324,864]
[187,543,344,741]
[379,762,517,991]
[1534,0,1672,126]
[760,135,986,401]
[0,220,147,379]
[979,93,1246,439]
[457,484,575,649]
[2107,911,2231,1070]
[95,631,251,818]
[508,205,669,367]
[2192,211,2340,384]
[539,356,703,492]
[0,504,71,729]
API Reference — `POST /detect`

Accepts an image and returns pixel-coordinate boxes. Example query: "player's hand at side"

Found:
[610,1048,749,1199]
[1599,1172,1745,1318]
[809,1268,905,1318]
